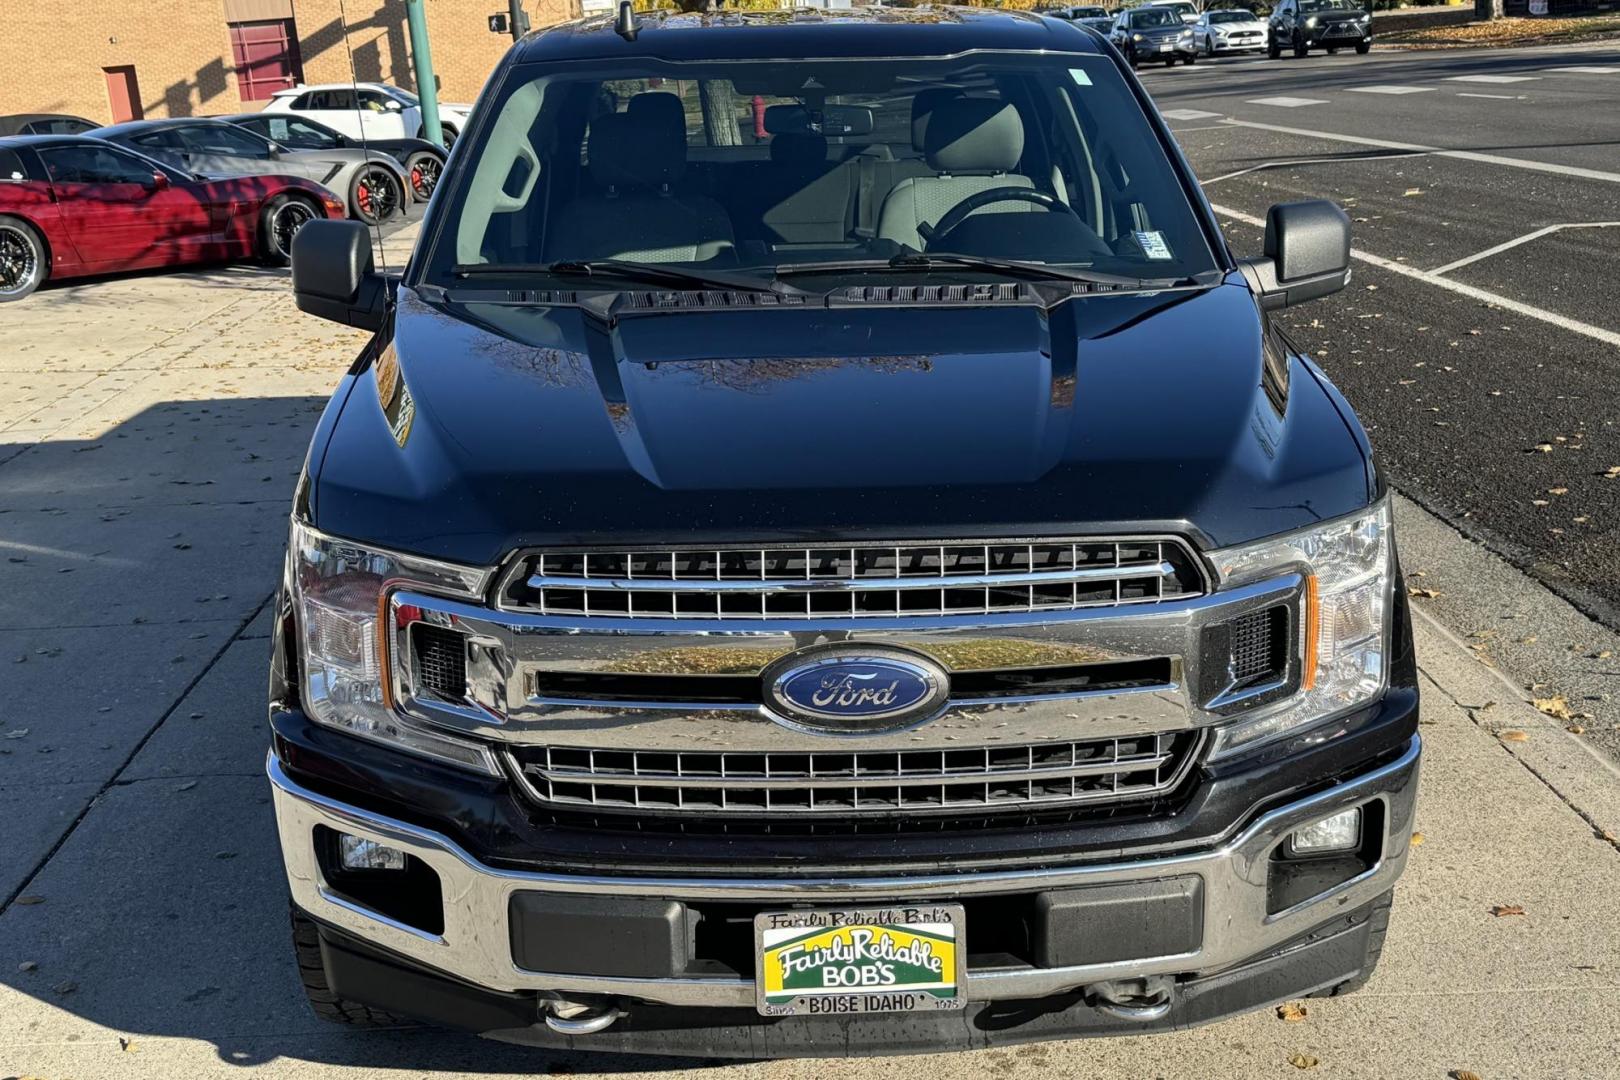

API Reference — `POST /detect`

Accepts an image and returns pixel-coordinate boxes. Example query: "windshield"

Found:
[1208,11,1253,22]
[1300,0,1358,10]
[389,87,420,106]
[1132,9,1182,27]
[420,54,1216,290]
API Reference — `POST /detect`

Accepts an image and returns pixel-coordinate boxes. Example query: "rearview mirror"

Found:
[1237,200,1351,311]
[763,104,876,138]
[292,220,388,331]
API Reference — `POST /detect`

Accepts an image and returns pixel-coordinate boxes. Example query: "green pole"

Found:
[405,0,444,148]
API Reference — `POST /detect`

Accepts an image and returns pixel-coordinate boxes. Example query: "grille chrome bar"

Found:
[500,538,1205,621]
[506,734,1201,817]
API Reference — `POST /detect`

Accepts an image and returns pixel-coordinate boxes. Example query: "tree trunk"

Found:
[699,79,742,147]
[1474,0,1505,19]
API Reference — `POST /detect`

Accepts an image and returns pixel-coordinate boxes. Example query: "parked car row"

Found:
[0,135,346,301]
[1043,0,1372,63]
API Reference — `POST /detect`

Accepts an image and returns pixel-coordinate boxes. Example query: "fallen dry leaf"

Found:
[1532,696,1574,720]
[1409,586,1442,599]
[14,895,45,905]
[1452,1071,1483,1080]
[1499,730,1530,743]
[1409,832,1426,847]
[1277,1001,1309,1022]
[1289,1054,1321,1070]
[1490,904,1526,917]
[1603,465,1620,479]
[1567,725,1586,735]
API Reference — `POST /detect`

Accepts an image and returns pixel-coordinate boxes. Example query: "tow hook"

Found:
[539,994,626,1035]
[1087,976,1174,1022]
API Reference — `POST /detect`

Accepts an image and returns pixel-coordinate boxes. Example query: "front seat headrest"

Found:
[588,111,685,192]
[625,91,687,138]
[910,88,965,153]
[924,98,1025,175]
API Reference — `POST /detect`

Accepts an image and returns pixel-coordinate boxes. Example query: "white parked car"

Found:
[1144,0,1202,22]
[1194,8,1269,53]
[260,83,474,148]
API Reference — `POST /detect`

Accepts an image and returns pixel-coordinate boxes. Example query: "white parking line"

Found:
[1445,74,1541,84]
[1161,108,1224,120]
[1201,151,1423,185]
[1427,222,1620,277]
[1207,202,1620,350]
[1457,92,1525,100]
[1545,65,1620,74]
[1245,96,1331,107]
[1217,118,1620,185]
[1345,85,1435,95]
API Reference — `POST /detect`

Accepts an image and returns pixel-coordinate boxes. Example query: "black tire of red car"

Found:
[404,150,443,202]
[290,904,406,1027]
[260,193,319,267]
[1308,889,1393,998]
[350,165,403,226]
[1356,39,1372,53]
[0,215,47,302]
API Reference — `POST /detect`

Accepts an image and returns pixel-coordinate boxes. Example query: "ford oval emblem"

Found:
[762,646,949,735]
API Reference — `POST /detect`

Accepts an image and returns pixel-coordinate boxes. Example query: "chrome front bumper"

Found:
[270,735,1419,1008]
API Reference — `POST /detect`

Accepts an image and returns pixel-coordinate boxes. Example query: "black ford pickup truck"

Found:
[271,5,1419,1056]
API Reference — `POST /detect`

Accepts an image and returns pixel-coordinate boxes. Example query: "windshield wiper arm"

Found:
[774,254,1185,289]
[452,259,802,296]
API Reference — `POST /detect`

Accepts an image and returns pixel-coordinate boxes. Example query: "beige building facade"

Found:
[0,0,578,126]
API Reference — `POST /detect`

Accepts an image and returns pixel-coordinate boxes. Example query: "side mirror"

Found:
[385,100,405,113]
[149,171,170,190]
[292,219,387,331]
[1238,199,1351,311]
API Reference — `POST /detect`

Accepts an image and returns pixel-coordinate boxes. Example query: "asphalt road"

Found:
[1141,44,1620,636]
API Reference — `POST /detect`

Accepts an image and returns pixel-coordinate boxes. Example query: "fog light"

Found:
[1285,807,1362,857]
[338,833,407,871]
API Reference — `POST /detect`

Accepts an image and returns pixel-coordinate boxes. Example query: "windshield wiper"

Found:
[452,259,801,296]
[775,253,1188,290]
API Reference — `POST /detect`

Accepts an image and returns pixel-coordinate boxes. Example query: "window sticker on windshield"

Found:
[1068,68,1094,87]
[1134,230,1174,261]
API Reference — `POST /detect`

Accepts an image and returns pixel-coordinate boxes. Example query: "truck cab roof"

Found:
[512,6,1108,64]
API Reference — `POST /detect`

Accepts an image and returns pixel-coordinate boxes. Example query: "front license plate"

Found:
[754,905,966,1017]
[1159,42,1174,50]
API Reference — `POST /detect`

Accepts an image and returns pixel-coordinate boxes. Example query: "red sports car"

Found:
[0,135,346,301]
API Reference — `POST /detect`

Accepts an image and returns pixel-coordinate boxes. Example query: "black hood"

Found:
[311,279,1372,566]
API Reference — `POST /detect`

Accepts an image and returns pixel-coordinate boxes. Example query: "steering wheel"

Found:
[920,187,1081,246]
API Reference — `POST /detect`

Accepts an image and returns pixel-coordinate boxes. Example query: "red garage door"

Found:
[230,19,303,102]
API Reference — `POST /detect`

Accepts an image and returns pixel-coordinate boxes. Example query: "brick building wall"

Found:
[0,0,578,126]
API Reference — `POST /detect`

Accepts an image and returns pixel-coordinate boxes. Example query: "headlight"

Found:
[1180,27,1193,37]
[1305,15,1319,26]
[1205,499,1394,758]
[289,518,500,774]
[1133,31,1144,39]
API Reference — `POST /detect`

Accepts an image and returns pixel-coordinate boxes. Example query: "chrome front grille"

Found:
[499,538,1205,620]
[506,732,1201,817]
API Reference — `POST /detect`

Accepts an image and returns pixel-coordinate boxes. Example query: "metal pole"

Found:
[405,0,444,148]
[508,0,531,41]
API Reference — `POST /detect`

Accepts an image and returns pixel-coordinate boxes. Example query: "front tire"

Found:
[290,905,405,1027]
[0,215,46,301]
[1294,33,1310,57]
[404,151,443,202]
[1355,39,1372,53]
[259,193,317,267]
[1268,34,1282,58]
[350,165,402,226]
[1184,52,1198,64]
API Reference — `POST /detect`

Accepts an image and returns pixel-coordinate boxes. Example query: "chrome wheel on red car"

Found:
[351,166,402,226]
[0,217,45,302]
[264,196,316,266]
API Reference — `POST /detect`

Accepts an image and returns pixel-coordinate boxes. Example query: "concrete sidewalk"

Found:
[3,245,1619,1078]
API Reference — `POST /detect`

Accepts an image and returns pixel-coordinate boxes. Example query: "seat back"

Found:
[547,103,735,264]
[875,98,1039,250]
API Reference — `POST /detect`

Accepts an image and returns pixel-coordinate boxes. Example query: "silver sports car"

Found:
[90,117,411,225]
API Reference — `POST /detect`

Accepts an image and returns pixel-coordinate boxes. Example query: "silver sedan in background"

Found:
[90,118,411,225]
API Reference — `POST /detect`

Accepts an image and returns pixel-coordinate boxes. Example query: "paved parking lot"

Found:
[4,42,1620,1080]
